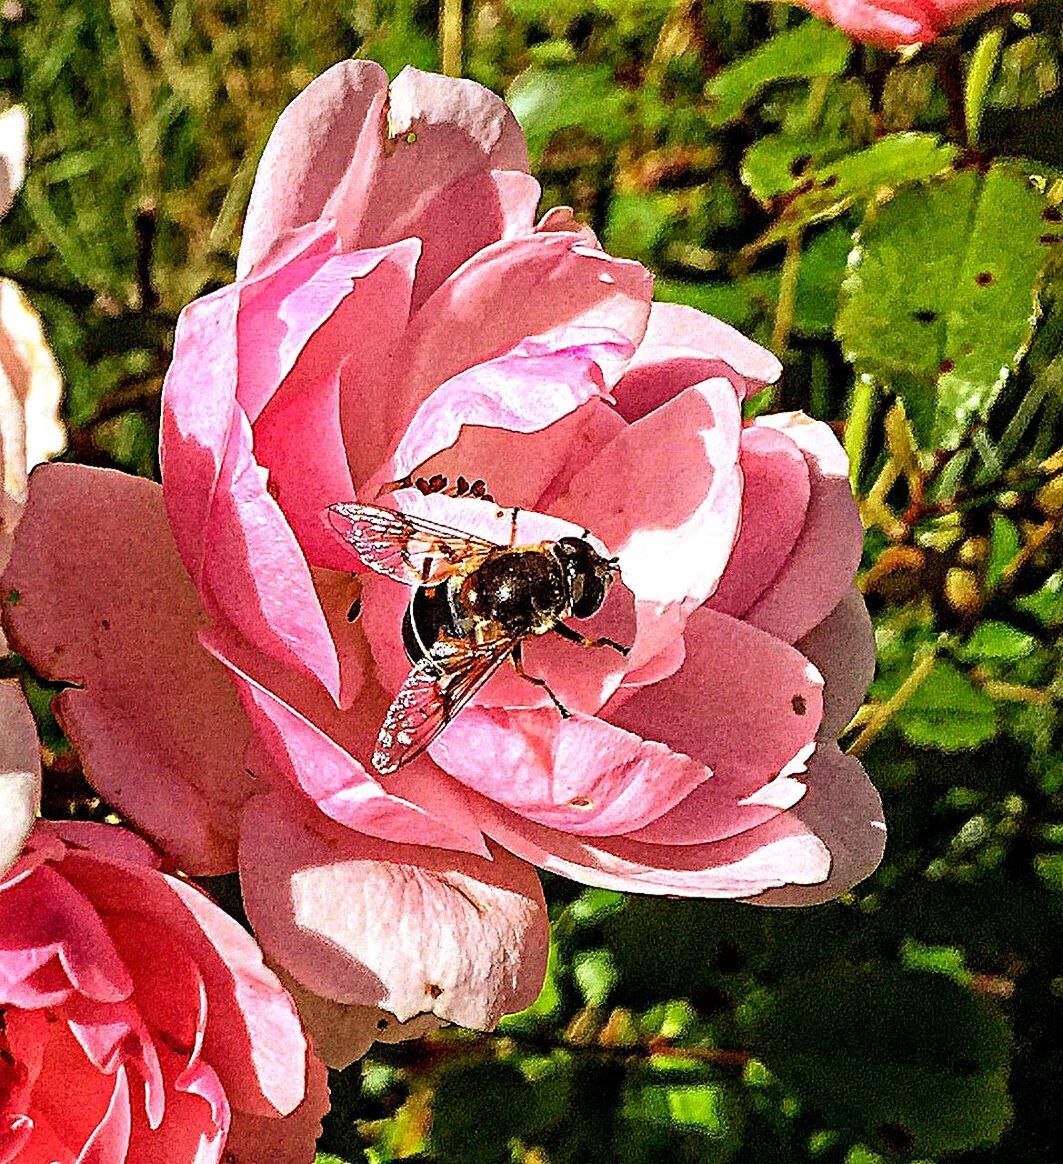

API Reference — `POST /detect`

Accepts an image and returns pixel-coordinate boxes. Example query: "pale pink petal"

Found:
[709,423,811,618]
[476,790,832,897]
[553,380,742,682]
[0,680,39,878]
[385,232,652,448]
[200,406,342,699]
[164,876,309,1119]
[605,605,824,838]
[238,60,390,278]
[796,588,875,736]
[255,239,420,574]
[2,465,252,873]
[214,649,489,856]
[431,708,712,836]
[742,413,865,644]
[536,205,598,245]
[614,302,781,421]
[239,791,548,1029]
[0,106,27,219]
[381,328,633,487]
[399,169,542,310]
[0,279,65,472]
[76,1065,132,1164]
[745,744,886,906]
[223,1051,328,1164]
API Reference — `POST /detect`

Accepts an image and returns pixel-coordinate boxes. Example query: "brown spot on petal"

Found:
[426,983,443,999]
[376,1017,389,1031]
[569,796,593,809]
[791,694,807,716]
[346,598,362,623]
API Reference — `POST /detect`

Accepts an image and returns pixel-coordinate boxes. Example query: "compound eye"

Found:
[571,572,608,619]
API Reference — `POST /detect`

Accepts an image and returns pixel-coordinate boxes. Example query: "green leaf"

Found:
[506,65,630,159]
[895,660,998,750]
[603,190,681,261]
[574,948,618,1007]
[704,21,851,126]
[754,134,958,250]
[749,964,1013,1155]
[957,621,1038,663]
[836,165,1049,449]
[1015,569,1063,626]
[985,513,1022,591]
[619,1070,745,1164]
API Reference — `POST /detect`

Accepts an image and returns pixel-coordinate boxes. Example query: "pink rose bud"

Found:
[794,0,1015,48]
[0,821,327,1162]
[2,64,885,1061]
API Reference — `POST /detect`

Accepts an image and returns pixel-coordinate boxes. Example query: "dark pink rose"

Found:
[794,0,1014,47]
[0,821,327,1163]
[2,62,884,1062]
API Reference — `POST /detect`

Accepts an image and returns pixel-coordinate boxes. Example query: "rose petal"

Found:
[613,302,781,422]
[476,790,832,897]
[0,106,27,219]
[0,864,131,1006]
[554,380,743,679]
[745,744,886,905]
[222,1050,329,1164]
[0,680,40,878]
[386,232,652,449]
[213,648,490,857]
[742,412,864,643]
[796,588,875,737]
[605,605,824,832]
[2,465,252,874]
[238,60,390,278]
[276,968,442,1069]
[76,1065,133,1164]
[709,423,811,618]
[431,708,712,836]
[382,328,633,487]
[239,790,548,1028]
[256,240,420,574]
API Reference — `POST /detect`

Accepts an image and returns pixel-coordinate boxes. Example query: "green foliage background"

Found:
[2,1,1062,1161]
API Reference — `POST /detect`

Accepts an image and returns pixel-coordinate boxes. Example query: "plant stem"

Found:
[771,231,802,355]
[440,0,463,77]
[846,643,939,758]
[844,375,877,491]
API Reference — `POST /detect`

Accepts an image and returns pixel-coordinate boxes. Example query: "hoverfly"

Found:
[327,501,629,775]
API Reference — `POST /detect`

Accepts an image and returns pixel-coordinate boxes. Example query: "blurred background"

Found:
[2,1,1062,1161]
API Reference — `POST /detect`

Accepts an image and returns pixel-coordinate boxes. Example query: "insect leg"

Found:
[511,641,571,718]
[553,621,630,656]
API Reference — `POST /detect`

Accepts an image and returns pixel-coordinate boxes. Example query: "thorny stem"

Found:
[432,1025,752,1070]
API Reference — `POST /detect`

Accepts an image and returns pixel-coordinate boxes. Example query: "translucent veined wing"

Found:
[372,636,514,774]
[327,502,500,587]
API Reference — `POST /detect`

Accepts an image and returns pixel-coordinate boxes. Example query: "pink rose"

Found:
[0,102,64,874]
[2,62,885,1060]
[794,0,1013,47]
[0,820,327,1162]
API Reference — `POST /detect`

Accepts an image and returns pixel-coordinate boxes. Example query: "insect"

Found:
[327,501,629,774]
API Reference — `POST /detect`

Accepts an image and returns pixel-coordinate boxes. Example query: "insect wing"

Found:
[373,637,513,774]
[327,503,498,587]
